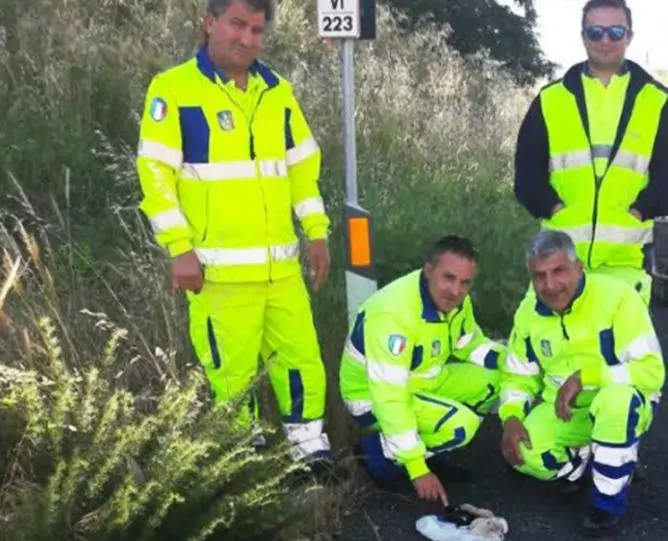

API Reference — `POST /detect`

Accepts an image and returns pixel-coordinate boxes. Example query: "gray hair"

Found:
[207,0,275,23]
[525,230,578,267]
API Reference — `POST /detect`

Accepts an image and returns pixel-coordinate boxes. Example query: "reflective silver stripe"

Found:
[593,470,630,495]
[366,360,409,385]
[180,159,288,181]
[500,390,531,406]
[549,375,597,391]
[470,344,492,367]
[138,139,183,168]
[286,137,319,166]
[592,443,636,495]
[259,159,288,178]
[195,242,298,266]
[344,341,366,364]
[550,148,649,175]
[149,209,188,233]
[612,150,651,175]
[593,442,638,467]
[591,144,612,159]
[271,242,299,261]
[504,353,541,376]
[594,225,653,245]
[548,224,591,244]
[551,224,652,246]
[381,430,421,459]
[344,399,373,416]
[619,335,662,363]
[565,446,592,482]
[284,419,323,442]
[413,366,442,380]
[293,197,325,219]
[549,150,591,171]
[609,364,630,385]
[456,332,474,349]
[284,420,331,460]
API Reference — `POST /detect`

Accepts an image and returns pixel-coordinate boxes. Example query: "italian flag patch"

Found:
[388,334,407,356]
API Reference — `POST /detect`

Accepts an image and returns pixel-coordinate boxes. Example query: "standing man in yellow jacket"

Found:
[135,0,335,478]
[514,0,668,306]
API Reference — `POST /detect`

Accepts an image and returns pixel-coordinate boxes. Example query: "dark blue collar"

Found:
[583,59,630,78]
[419,270,463,323]
[195,45,279,88]
[535,274,586,316]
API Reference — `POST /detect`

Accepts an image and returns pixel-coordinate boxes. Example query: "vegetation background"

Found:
[0,0,542,539]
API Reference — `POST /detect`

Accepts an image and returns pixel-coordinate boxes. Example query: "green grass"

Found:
[0,0,539,538]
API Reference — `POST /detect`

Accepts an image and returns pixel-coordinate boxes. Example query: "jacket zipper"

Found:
[217,80,273,280]
[202,192,209,242]
[560,314,570,340]
[249,89,272,281]
[586,175,602,268]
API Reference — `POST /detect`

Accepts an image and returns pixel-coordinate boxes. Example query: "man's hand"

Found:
[556,370,583,421]
[307,239,330,292]
[170,250,203,293]
[501,417,532,466]
[551,202,565,216]
[412,472,449,506]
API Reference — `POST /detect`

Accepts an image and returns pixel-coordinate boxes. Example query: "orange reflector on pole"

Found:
[344,204,376,283]
[348,216,371,267]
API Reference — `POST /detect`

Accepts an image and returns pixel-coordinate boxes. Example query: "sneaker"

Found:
[580,507,622,537]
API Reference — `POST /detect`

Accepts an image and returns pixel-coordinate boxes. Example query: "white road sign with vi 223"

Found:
[317,0,360,38]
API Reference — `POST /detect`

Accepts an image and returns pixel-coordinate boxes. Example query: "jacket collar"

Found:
[535,274,586,316]
[195,45,280,88]
[562,58,651,94]
[419,270,463,323]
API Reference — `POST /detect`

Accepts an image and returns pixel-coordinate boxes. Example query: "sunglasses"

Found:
[584,25,630,42]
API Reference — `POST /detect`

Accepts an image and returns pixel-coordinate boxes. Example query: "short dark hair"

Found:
[582,0,632,30]
[424,234,478,266]
[207,0,275,24]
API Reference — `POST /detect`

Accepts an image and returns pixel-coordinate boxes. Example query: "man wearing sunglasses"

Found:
[514,0,668,307]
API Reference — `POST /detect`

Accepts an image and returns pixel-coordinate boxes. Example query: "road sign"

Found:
[317,0,360,39]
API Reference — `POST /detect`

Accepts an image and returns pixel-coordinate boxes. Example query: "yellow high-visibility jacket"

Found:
[136,46,330,282]
[499,273,664,423]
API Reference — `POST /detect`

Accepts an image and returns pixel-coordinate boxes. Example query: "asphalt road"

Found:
[338,302,668,541]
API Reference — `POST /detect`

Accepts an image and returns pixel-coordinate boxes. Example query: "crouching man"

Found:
[339,235,505,504]
[500,230,664,536]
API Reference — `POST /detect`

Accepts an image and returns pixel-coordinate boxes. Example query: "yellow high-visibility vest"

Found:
[540,77,666,269]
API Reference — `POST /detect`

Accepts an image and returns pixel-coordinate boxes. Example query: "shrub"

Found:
[0,218,329,541]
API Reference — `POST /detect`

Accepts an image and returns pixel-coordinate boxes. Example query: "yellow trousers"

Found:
[186,272,331,461]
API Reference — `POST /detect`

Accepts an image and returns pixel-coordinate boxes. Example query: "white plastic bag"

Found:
[415,503,509,541]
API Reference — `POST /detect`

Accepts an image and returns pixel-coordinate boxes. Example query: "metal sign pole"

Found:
[317,0,377,326]
[342,39,358,205]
